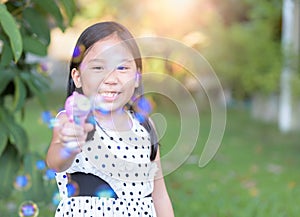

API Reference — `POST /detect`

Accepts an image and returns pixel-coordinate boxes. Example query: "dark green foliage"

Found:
[0,0,76,200]
[203,0,283,99]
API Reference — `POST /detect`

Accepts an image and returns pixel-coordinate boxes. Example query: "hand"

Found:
[59,120,94,153]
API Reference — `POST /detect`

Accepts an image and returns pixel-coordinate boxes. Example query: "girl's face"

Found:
[72,35,139,113]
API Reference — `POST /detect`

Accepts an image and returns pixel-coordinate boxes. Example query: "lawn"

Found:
[1,91,300,217]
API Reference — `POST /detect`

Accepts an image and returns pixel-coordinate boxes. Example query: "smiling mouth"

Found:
[101,91,120,97]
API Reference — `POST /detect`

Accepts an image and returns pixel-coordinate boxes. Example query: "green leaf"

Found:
[13,76,27,112]
[0,68,15,94]
[23,36,47,56]
[0,145,21,199]
[9,121,28,155]
[60,0,76,25]
[0,35,13,67]
[33,0,65,31]
[23,8,51,46]
[0,4,23,62]
[0,107,28,155]
[20,72,48,108]
[0,122,8,157]
[23,153,47,201]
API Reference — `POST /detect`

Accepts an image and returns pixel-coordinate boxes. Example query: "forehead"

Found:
[84,37,134,62]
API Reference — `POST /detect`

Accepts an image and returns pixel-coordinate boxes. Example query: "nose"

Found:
[103,70,118,85]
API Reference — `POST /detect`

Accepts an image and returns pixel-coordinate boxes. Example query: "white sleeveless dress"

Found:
[54,111,158,217]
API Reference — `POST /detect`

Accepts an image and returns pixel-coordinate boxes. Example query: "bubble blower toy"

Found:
[64,91,91,150]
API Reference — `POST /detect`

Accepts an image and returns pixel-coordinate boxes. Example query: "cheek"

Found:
[80,77,102,96]
[123,77,136,90]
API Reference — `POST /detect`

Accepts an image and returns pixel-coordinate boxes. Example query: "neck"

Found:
[94,108,132,131]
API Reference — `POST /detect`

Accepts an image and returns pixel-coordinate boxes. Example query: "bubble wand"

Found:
[64,91,91,149]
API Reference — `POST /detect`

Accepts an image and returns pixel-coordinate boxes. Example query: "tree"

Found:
[279,0,300,132]
[203,1,282,102]
[0,0,76,201]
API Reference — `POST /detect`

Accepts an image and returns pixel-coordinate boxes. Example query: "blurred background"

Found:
[0,0,300,216]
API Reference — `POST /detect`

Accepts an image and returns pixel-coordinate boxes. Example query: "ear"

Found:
[71,68,82,88]
[135,72,140,88]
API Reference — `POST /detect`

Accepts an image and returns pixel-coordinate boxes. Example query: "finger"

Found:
[61,125,85,137]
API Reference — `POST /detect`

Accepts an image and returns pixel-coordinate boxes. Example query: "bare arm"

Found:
[152,148,175,217]
[46,111,93,172]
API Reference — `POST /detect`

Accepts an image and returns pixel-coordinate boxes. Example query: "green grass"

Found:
[163,107,300,217]
[2,91,300,216]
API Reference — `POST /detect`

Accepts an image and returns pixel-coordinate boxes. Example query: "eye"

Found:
[91,66,105,72]
[116,65,131,72]
[117,66,129,70]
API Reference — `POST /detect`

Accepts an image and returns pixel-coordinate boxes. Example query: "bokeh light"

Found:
[132,96,153,123]
[66,181,79,197]
[18,201,39,217]
[72,44,86,63]
[52,191,61,206]
[41,111,58,128]
[14,175,31,191]
[36,62,50,75]
[95,185,117,198]
[35,160,46,170]
[44,168,56,180]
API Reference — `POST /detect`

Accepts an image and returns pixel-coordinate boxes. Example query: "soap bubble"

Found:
[18,201,39,217]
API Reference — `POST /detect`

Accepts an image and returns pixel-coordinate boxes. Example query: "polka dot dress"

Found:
[54,111,158,217]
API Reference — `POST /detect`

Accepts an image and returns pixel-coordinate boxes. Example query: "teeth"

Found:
[101,92,118,97]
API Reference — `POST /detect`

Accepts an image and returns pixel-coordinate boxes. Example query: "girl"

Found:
[46,21,174,217]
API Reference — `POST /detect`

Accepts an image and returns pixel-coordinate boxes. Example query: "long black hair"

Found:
[67,21,158,161]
